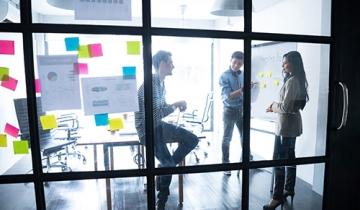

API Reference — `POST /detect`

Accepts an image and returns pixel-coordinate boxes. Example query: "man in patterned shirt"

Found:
[135,50,199,210]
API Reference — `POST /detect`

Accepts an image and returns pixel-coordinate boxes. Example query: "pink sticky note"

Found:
[89,43,103,57]
[1,76,18,91]
[35,79,41,93]
[74,63,88,74]
[4,123,19,138]
[0,40,15,55]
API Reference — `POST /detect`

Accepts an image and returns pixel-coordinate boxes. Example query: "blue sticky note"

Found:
[65,37,80,51]
[122,66,136,80]
[94,113,109,126]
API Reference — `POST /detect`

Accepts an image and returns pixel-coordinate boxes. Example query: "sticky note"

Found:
[273,79,280,87]
[74,63,88,74]
[265,71,273,78]
[94,113,109,126]
[0,67,9,81]
[122,66,136,79]
[65,37,80,51]
[89,43,103,57]
[4,123,19,138]
[109,118,124,131]
[35,79,41,93]
[127,41,140,55]
[260,81,267,89]
[257,71,265,78]
[0,40,15,55]
[13,140,29,155]
[40,115,58,130]
[1,76,18,91]
[78,45,91,58]
[0,134,7,147]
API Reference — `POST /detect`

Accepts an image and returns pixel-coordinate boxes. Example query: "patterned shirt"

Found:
[134,74,175,143]
[219,68,244,108]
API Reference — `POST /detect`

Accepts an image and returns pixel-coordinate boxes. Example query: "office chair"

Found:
[13,97,84,172]
[182,92,214,163]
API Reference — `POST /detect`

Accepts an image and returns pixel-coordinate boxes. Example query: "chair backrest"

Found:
[200,92,214,124]
[13,97,51,141]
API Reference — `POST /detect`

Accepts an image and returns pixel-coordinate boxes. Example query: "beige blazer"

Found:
[271,76,303,137]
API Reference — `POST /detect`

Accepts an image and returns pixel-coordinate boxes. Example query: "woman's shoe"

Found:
[283,190,295,204]
[263,199,284,210]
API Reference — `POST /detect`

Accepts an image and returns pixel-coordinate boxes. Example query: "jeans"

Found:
[222,107,243,163]
[155,122,199,202]
[272,135,297,200]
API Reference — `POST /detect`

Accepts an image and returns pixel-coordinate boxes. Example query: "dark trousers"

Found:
[272,135,297,200]
[222,107,243,163]
[155,122,199,201]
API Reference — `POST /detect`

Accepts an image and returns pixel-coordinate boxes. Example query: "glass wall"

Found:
[0,183,36,209]
[0,0,20,23]
[0,32,33,175]
[32,33,144,172]
[250,41,330,161]
[252,0,331,36]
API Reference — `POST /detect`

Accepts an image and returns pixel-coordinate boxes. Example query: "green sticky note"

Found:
[0,134,7,147]
[0,67,9,81]
[127,41,141,55]
[78,45,91,58]
[13,140,29,155]
[40,114,58,130]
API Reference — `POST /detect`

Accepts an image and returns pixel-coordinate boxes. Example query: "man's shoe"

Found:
[223,171,231,176]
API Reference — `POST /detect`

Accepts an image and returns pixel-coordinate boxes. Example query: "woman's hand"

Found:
[266,103,274,112]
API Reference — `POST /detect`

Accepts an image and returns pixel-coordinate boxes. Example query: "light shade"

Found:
[47,0,74,10]
[210,0,244,16]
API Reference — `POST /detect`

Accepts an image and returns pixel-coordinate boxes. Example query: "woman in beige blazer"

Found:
[263,51,309,210]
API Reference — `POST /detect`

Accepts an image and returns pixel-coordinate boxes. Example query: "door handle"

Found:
[337,82,349,130]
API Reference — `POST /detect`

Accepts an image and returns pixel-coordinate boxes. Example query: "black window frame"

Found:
[0,0,335,209]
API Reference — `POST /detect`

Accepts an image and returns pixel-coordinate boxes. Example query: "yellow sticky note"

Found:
[257,71,265,78]
[109,118,124,131]
[127,41,141,55]
[260,81,267,89]
[0,67,9,81]
[266,71,273,78]
[13,140,29,155]
[273,79,280,87]
[40,115,58,130]
[78,45,91,58]
[0,134,7,147]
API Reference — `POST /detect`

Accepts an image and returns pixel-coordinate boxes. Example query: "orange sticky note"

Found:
[78,45,91,58]
[0,134,7,147]
[109,118,124,131]
[40,115,58,130]
[4,123,19,138]
[0,40,15,55]
[89,43,103,57]
[1,75,18,91]
[126,41,141,55]
[13,140,29,154]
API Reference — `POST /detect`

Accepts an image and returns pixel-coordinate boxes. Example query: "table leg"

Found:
[178,159,185,206]
[94,145,98,171]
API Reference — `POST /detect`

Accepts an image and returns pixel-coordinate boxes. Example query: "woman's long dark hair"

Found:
[283,51,309,110]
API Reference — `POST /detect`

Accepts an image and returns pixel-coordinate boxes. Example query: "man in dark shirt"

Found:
[135,50,199,209]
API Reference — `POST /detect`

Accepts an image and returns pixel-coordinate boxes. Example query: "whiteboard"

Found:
[251,42,297,121]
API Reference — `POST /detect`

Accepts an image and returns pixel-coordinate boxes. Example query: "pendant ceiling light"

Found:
[210,0,244,16]
[47,0,74,10]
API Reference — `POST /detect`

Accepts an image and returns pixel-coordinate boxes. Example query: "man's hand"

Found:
[172,100,187,112]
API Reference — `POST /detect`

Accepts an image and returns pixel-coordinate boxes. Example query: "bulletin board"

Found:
[251,42,297,121]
